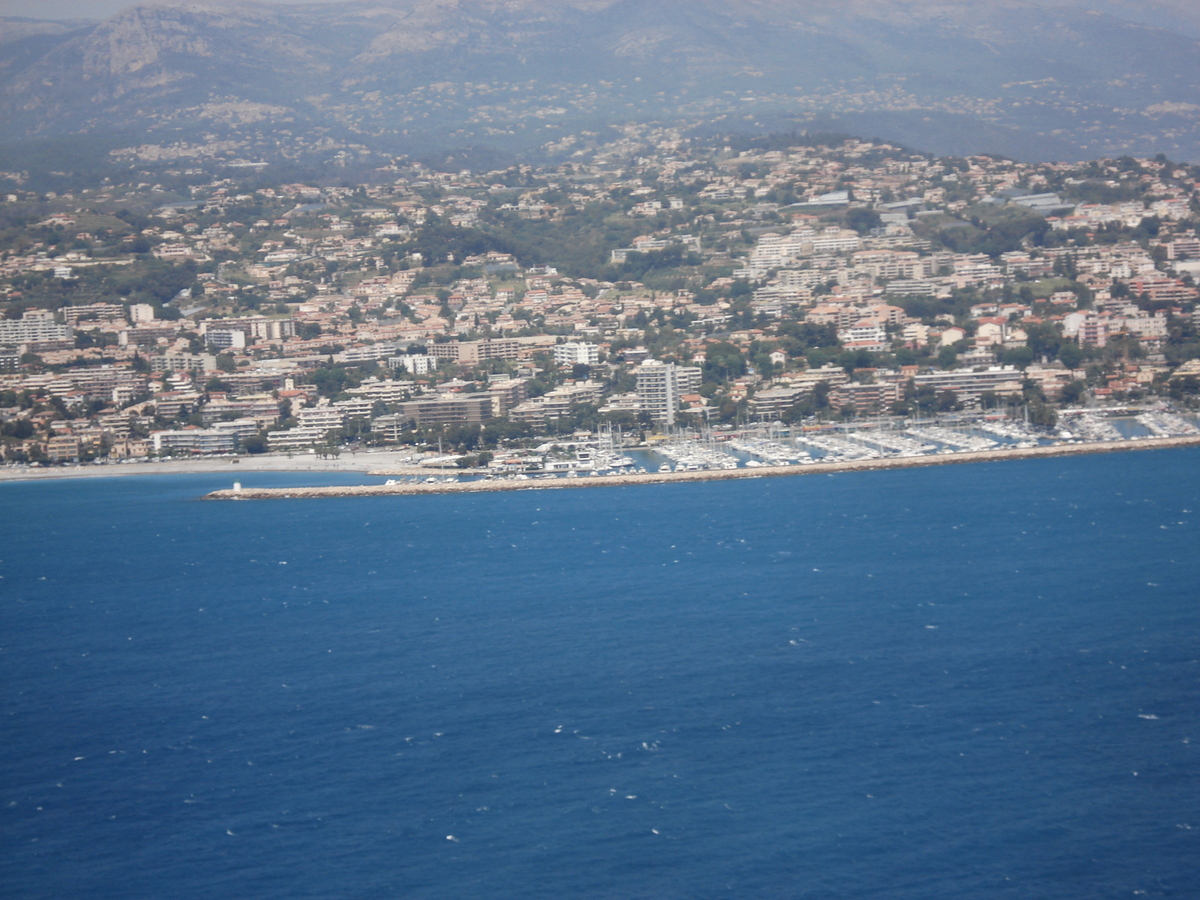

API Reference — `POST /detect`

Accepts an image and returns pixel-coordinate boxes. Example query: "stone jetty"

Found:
[202,435,1200,500]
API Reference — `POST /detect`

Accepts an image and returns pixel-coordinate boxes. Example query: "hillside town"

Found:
[2,129,1199,468]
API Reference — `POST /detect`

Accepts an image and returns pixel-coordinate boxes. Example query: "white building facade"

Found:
[635,360,703,425]
[554,342,600,367]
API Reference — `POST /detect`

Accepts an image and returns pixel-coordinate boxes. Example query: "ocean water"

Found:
[2,450,1199,899]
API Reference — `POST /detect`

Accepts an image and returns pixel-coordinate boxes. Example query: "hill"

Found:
[1,0,1197,169]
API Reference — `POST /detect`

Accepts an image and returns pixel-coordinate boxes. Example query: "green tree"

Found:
[1028,400,1058,428]
[998,346,1035,369]
[846,207,883,235]
[937,390,961,412]
[1060,380,1086,405]
[1058,341,1084,369]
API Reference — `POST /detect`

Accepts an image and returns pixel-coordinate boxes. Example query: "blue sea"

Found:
[3,449,1199,899]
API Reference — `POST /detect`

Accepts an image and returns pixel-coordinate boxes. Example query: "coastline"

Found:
[201,434,1200,500]
[0,451,427,483]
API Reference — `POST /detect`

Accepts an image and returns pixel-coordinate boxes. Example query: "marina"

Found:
[204,433,1200,499]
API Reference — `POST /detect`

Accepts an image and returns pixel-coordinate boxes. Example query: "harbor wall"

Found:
[202,435,1200,500]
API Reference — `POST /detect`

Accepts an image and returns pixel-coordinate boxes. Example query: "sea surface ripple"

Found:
[2,450,1199,899]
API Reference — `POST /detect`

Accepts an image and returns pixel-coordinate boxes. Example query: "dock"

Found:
[202,434,1200,500]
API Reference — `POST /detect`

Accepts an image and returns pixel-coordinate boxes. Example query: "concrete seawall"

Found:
[202,435,1200,500]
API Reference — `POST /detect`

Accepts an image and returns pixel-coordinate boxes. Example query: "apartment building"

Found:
[0,309,72,346]
[635,360,703,425]
[394,394,495,426]
[553,341,600,367]
[429,338,520,364]
[912,367,1024,405]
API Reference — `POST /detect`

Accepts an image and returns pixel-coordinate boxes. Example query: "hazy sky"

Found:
[0,0,358,20]
[0,1,154,19]
[4,0,1198,35]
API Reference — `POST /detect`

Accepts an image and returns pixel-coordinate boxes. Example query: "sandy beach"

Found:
[0,450,428,483]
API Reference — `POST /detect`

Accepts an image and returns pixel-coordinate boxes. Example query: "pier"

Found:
[202,434,1200,500]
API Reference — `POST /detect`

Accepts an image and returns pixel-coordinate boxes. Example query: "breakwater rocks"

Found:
[202,435,1200,501]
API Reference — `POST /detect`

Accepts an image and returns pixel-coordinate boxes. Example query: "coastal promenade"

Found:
[203,434,1200,500]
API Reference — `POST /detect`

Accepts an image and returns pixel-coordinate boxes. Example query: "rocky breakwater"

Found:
[202,435,1200,500]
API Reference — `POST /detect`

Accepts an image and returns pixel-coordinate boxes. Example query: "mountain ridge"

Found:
[1,0,1198,166]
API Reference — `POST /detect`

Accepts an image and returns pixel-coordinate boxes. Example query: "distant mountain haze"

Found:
[1,0,1197,166]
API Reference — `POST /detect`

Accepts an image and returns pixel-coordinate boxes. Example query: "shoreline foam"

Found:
[201,434,1200,500]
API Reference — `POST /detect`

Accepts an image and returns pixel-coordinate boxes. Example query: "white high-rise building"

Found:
[636,360,677,424]
[635,360,703,425]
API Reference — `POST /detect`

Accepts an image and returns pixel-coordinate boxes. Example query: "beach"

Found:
[0,450,427,482]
